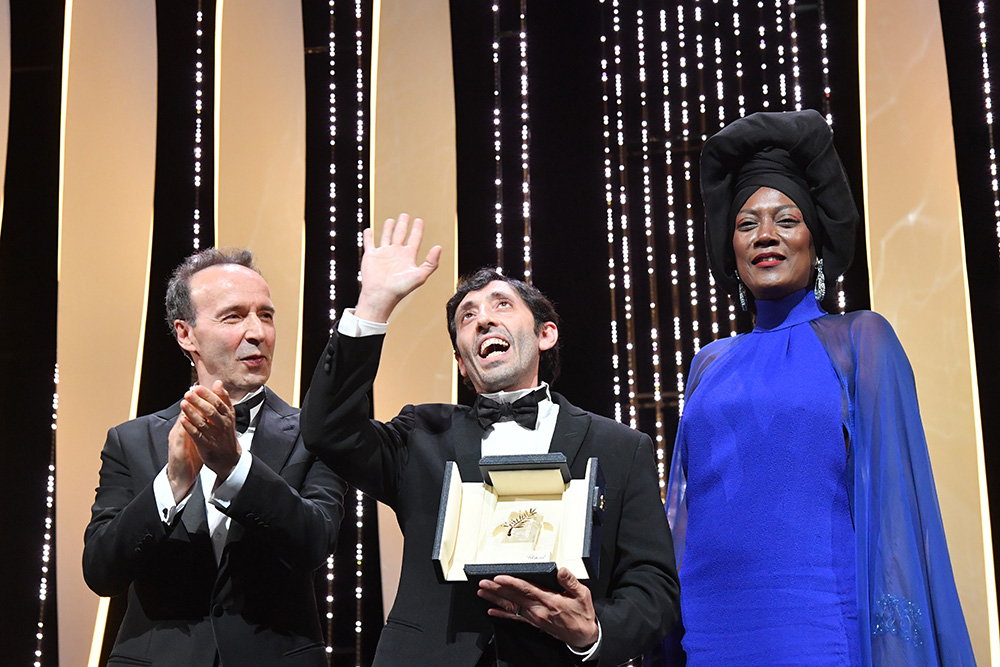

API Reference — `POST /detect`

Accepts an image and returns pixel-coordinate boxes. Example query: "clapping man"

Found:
[84,248,345,667]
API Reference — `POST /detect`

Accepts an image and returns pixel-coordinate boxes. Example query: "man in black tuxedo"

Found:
[301,215,679,666]
[84,248,345,667]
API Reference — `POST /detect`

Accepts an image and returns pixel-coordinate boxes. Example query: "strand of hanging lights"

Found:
[977,1,1000,253]
[732,0,748,117]
[680,2,703,363]
[818,0,832,122]
[660,8,690,444]
[789,0,803,110]
[774,0,789,108]
[634,8,668,481]
[601,0,640,428]
[353,0,368,658]
[492,3,504,266]
[600,0,624,424]
[621,2,639,430]
[328,2,339,333]
[491,0,533,279]
[698,2,728,340]
[518,0,533,282]
[32,366,57,667]
[809,0,846,311]
[193,2,206,250]
[324,3,339,661]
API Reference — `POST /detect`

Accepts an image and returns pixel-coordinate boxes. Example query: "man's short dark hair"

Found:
[164,247,259,339]
[445,267,561,385]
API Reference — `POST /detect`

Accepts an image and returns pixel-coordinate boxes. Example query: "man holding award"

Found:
[301,214,679,666]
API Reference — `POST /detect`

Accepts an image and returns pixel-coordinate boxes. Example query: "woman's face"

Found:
[732,186,816,301]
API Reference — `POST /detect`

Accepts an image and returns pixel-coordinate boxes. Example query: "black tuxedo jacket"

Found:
[301,331,679,667]
[83,388,346,667]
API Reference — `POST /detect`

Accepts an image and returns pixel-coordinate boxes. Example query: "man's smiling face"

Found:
[452,280,557,394]
[175,264,276,402]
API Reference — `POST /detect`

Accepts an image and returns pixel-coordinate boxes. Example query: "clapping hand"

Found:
[179,381,242,481]
[166,417,203,503]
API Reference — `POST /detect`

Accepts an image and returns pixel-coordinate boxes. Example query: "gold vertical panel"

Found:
[215,0,305,406]
[55,2,158,666]
[861,0,999,662]
[370,0,458,620]
[0,0,10,238]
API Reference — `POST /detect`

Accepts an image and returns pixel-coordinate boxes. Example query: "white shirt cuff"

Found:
[153,466,191,525]
[338,308,389,337]
[209,446,252,511]
[566,618,602,661]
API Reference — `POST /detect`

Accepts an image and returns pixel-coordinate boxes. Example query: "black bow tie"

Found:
[234,391,266,433]
[473,387,548,430]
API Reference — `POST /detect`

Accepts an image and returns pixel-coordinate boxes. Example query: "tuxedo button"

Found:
[135,533,153,553]
[212,604,224,617]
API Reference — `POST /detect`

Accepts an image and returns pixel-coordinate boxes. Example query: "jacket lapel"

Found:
[549,393,591,471]
[248,387,297,474]
[453,407,486,482]
[149,402,180,472]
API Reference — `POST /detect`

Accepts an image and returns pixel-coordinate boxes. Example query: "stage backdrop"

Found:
[368,0,458,619]
[862,0,998,663]
[55,3,158,666]
[49,2,998,666]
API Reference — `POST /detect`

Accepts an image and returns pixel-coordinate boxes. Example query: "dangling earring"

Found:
[736,274,748,311]
[814,258,826,302]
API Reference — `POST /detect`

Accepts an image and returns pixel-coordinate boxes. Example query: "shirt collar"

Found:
[480,381,551,405]
[235,386,266,425]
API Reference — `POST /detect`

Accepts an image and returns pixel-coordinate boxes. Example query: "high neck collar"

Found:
[753,288,826,332]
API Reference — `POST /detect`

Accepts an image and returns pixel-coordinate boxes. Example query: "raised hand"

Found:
[179,381,242,481]
[477,567,600,649]
[355,213,442,323]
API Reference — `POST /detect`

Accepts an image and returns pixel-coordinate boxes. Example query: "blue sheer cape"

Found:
[665,306,977,666]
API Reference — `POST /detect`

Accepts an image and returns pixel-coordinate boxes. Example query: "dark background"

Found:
[0,1,996,665]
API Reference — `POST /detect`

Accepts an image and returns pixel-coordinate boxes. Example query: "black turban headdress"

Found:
[700,109,859,302]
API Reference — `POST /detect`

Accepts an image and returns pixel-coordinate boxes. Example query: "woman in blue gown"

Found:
[664,110,976,666]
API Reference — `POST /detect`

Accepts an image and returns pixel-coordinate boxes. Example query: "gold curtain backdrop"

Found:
[861,0,997,661]
[55,3,158,665]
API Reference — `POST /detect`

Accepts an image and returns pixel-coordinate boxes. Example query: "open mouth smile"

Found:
[752,252,785,266]
[478,336,510,359]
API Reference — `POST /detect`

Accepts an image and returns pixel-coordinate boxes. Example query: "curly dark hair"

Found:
[445,267,561,385]
[164,247,259,339]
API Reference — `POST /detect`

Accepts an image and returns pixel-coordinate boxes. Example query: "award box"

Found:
[432,453,605,590]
